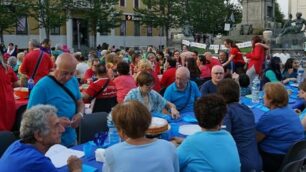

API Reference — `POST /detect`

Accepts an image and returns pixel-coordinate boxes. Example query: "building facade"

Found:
[289,0,306,18]
[2,0,166,50]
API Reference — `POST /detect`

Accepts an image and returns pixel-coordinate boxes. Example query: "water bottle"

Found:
[106,113,121,146]
[251,76,260,103]
[27,78,35,96]
[297,64,304,86]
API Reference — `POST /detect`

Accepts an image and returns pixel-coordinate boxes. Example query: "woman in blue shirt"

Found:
[125,71,179,118]
[256,82,304,172]
[282,57,299,79]
[177,94,240,172]
[217,78,262,172]
[103,101,179,172]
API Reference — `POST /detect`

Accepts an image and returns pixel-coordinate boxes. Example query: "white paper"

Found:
[45,144,84,168]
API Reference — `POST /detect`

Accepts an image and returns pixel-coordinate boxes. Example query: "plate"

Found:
[178,124,201,136]
[290,83,298,87]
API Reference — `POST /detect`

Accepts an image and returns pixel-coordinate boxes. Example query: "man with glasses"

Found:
[0,105,82,172]
[28,53,84,147]
[164,67,201,114]
[200,65,224,95]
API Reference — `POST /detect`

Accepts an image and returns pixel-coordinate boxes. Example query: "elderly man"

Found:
[200,65,224,95]
[28,53,84,147]
[204,52,221,71]
[0,105,82,172]
[20,39,53,83]
[164,67,201,114]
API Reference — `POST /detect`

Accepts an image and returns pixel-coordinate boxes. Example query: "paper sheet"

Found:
[45,144,84,168]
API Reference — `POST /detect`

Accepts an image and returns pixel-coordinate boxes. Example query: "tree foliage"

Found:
[24,0,73,39]
[134,0,183,46]
[0,0,30,43]
[275,1,284,24]
[183,0,227,34]
[74,0,122,47]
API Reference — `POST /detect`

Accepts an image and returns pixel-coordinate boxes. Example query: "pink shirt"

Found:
[113,75,137,103]
[199,64,211,78]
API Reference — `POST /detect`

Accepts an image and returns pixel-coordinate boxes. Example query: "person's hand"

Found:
[67,155,82,172]
[295,108,301,114]
[170,107,180,119]
[71,113,82,128]
[59,117,71,128]
[170,137,184,147]
[288,68,294,74]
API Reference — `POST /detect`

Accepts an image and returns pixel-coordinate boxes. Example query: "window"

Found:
[267,6,273,18]
[134,0,139,8]
[120,21,126,36]
[120,0,125,6]
[51,26,60,35]
[16,16,27,35]
[147,25,152,36]
[134,21,140,36]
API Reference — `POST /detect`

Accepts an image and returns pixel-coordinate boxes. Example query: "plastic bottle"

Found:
[251,76,260,103]
[297,64,304,86]
[106,113,121,146]
[27,78,35,95]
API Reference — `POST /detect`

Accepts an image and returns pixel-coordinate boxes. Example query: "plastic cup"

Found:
[83,142,93,158]
[170,123,180,138]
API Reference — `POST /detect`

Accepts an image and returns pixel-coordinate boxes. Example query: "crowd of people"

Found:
[0,35,305,172]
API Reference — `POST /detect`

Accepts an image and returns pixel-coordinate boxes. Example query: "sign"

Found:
[224,23,230,31]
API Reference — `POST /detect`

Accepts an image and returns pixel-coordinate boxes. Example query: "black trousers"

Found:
[259,148,285,172]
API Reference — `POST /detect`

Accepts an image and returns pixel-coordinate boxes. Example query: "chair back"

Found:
[12,104,27,137]
[92,97,117,113]
[78,112,109,144]
[0,131,16,158]
[279,140,306,172]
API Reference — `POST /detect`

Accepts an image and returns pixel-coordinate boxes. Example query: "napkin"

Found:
[95,148,106,163]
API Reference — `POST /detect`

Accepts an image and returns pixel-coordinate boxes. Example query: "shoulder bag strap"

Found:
[31,51,44,80]
[177,81,192,112]
[89,79,110,101]
[48,75,78,113]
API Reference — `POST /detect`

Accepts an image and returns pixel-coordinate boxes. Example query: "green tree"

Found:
[183,0,227,35]
[25,0,73,40]
[134,0,183,46]
[275,2,284,24]
[75,0,122,48]
[0,0,30,43]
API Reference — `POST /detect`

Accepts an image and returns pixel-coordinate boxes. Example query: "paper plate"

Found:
[178,124,201,136]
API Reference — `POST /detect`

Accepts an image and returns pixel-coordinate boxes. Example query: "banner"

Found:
[182,40,252,50]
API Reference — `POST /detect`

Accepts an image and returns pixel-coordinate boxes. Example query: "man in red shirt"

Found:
[20,39,53,83]
[204,52,221,71]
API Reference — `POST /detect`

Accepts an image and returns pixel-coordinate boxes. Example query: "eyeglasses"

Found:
[214,72,224,75]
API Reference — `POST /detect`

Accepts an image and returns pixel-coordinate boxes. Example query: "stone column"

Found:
[66,12,73,52]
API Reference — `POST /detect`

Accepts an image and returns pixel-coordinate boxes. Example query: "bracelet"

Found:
[77,112,84,118]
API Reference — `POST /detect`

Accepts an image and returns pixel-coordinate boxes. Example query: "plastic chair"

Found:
[12,104,27,137]
[0,131,16,157]
[78,112,109,144]
[92,97,117,113]
[279,140,306,172]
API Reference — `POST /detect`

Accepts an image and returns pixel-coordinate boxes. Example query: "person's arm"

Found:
[71,99,85,128]
[255,43,269,50]
[222,54,234,67]
[166,101,180,119]
[246,45,264,60]
[302,117,306,130]
[265,70,280,82]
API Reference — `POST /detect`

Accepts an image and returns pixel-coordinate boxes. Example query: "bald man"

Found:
[204,52,221,71]
[164,67,201,114]
[28,53,84,147]
[200,65,224,95]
